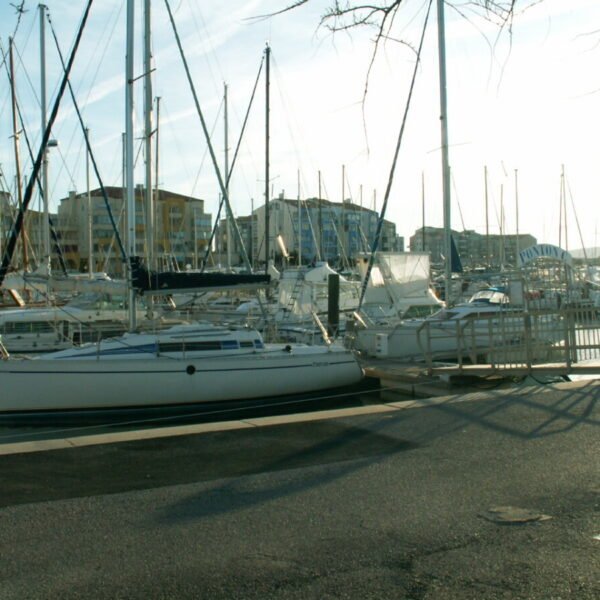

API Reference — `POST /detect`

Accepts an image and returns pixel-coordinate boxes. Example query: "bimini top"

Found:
[468,287,509,305]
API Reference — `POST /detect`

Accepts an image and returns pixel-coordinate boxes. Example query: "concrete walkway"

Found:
[1,380,598,598]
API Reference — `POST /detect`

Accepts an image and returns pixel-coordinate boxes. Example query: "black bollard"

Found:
[328,273,340,339]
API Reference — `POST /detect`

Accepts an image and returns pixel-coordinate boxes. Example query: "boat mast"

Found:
[264,43,270,273]
[514,168,519,267]
[224,82,231,270]
[39,4,51,275]
[86,127,92,277]
[143,0,154,271]
[500,183,505,269]
[125,0,136,329]
[484,165,489,267]
[560,164,568,250]
[154,96,161,262]
[421,171,426,251]
[193,206,198,269]
[297,168,301,266]
[436,0,452,305]
[9,38,27,272]
[318,170,323,261]
[340,164,345,264]
[251,196,255,269]
[0,0,94,290]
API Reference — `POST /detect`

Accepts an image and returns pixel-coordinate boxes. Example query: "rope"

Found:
[200,55,265,272]
[0,0,96,288]
[358,0,434,310]
[164,0,252,272]
[46,8,128,265]
[0,41,69,275]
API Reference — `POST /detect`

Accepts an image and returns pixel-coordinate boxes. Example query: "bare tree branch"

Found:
[265,1,543,32]
[254,1,546,153]
[247,0,311,22]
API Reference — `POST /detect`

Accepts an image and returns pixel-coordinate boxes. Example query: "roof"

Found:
[62,186,204,204]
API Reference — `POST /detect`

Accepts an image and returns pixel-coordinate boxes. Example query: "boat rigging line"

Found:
[358,0,433,311]
[565,169,587,263]
[188,96,224,200]
[200,54,265,272]
[164,0,252,273]
[45,7,127,265]
[7,1,31,43]
[0,41,68,275]
[0,0,95,289]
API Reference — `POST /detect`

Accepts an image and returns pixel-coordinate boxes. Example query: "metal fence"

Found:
[420,304,600,375]
[420,259,600,376]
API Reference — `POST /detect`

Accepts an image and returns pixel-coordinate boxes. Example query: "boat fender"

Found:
[284,345,292,353]
[186,365,196,375]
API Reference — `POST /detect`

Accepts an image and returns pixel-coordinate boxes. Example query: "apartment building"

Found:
[219,195,402,268]
[409,226,536,268]
[0,190,57,272]
[55,186,211,276]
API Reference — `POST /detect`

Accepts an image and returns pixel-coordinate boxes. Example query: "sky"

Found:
[0,0,599,254]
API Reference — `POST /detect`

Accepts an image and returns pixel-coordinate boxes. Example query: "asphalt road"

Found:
[1,380,598,599]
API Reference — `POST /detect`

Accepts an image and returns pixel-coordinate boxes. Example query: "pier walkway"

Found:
[0,380,598,599]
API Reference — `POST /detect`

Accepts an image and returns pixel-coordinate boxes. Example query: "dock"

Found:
[359,356,580,401]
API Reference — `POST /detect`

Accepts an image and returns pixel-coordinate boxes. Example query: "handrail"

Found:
[311,311,332,346]
[0,338,9,360]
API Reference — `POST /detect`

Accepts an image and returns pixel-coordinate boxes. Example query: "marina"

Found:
[1,1,599,598]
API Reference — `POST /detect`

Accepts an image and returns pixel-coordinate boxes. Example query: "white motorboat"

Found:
[0,321,363,413]
[0,294,130,354]
[0,292,181,354]
[348,286,564,362]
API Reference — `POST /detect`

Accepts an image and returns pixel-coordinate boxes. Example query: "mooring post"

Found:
[328,273,340,339]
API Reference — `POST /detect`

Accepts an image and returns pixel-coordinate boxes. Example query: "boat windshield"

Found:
[468,289,509,305]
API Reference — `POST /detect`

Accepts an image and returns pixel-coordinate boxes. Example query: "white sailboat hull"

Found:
[0,345,363,412]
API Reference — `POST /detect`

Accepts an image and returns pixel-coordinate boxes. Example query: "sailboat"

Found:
[0,0,363,414]
[0,320,363,412]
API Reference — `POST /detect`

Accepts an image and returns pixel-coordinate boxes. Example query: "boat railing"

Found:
[311,310,332,346]
[0,337,9,360]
